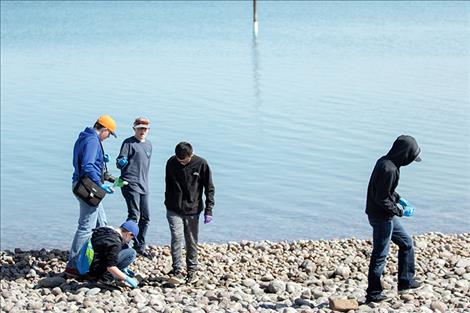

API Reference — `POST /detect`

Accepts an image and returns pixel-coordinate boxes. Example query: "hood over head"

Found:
[386,135,421,167]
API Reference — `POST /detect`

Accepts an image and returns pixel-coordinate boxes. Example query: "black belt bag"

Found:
[73,176,106,207]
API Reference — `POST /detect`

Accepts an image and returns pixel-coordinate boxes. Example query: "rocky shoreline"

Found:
[1,232,469,313]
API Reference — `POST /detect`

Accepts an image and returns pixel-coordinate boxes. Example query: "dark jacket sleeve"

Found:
[203,162,215,215]
[81,138,102,185]
[374,168,403,217]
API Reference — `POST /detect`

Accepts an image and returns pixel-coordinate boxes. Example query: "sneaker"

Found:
[186,271,199,284]
[167,270,185,285]
[365,294,388,303]
[398,280,422,292]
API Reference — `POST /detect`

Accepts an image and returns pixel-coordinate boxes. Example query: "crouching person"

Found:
[86,221,140,288]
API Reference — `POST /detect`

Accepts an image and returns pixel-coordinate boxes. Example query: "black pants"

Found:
[121,186,150,251]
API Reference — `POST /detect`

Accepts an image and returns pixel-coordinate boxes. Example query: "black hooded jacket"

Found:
[88,227,123,278]
[366,135,421,220]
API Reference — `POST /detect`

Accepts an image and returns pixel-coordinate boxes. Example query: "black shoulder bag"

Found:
[73,175,106,207]
[73,142,107,207]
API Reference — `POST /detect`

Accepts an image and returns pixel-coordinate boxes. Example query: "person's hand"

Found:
[117,157,129,169]
[103,153,110,163]
[204,215,212,224]
[124,275,139,288]
[403,205,415,217]
[100,184,114,194]
[122,267,135,277]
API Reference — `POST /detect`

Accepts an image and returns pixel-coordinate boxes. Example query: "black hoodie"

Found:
[88,227,123,278]
[365,135,421,220]
[165,155,215,216]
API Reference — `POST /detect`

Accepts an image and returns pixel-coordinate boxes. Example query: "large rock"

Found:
[286,282,302,294]
[38,276,65,288]
[300,260,316,274]
[268,280,286,294]
[334,266,351,279]
[242,278,257,288]
[431,301,448,313]
[456,258,470,268]
[328,297,358,312]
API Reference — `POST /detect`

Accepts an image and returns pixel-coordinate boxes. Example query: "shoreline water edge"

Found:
[1,232,469,313]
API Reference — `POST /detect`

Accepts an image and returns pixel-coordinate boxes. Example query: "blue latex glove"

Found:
[403,206,415,217]
[100,184,114,194]
[124,275,139,288]
[204,215,212,224]
[117,157,129,169]
[122,267,135,277]
[103,153,110,163]
[398,198,410,206]
[399,198,415,217]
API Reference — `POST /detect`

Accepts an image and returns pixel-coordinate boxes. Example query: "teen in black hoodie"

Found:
[365,135,422,302]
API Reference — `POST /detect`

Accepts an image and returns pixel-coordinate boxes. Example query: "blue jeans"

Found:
[122,186,150,251]
[166,210,199,273]
[103,247,137,280]
[67,186,108,269]
[366,216,415,298]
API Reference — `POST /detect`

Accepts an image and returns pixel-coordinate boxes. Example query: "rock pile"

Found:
[1,232,469,312]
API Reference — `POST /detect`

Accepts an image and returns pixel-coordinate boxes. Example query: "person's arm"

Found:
[203,162,215,216]
[81,139,102,185]
[116,141,131,169]
[105,245,139,287]
[374,169,403,217]
[107,266,127,281]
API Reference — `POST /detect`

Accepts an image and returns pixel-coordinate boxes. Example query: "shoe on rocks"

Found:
[398,280,423,292]
[136,249,152,259]
[186,271,199,284]
[365,294,388,303]
[166,270,185,285]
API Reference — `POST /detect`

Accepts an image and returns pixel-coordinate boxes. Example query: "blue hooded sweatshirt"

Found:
[72,127,104,186]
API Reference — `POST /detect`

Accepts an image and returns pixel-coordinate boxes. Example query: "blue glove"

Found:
[398,198,410,206]
[103,154,110,163]
[204,215,212,224]
[124,275,139,288]
[403,205,415,217]
[117,157,129,169]
[122,267,135,277]
[100,184,114,194]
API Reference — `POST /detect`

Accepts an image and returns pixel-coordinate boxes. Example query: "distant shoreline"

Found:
[1,232,469,312]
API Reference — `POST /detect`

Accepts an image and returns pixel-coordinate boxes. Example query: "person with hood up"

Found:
[365,135,422,303]
[66,115,118,275]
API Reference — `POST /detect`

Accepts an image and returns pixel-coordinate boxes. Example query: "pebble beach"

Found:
[1,232,469,313]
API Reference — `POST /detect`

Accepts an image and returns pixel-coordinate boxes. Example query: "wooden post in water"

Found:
[253,0,258,36]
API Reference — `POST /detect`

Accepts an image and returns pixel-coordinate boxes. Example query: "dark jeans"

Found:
[166,210,199,273]
[367,216,415,298]
[122,186,149,251]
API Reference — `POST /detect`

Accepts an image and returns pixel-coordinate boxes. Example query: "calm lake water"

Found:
[1,2,469,250]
